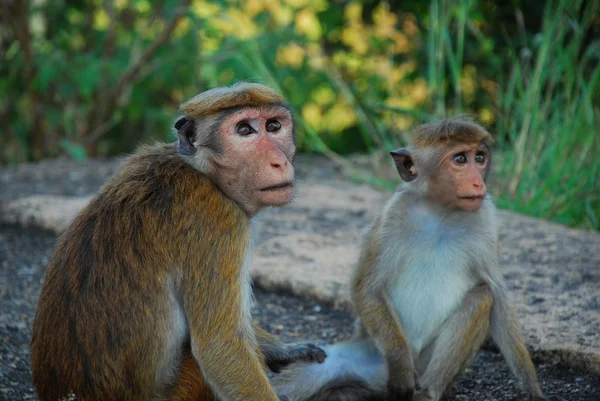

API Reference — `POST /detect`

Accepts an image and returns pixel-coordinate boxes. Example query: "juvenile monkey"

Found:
[272,118,564,401]
[30,83,325,401]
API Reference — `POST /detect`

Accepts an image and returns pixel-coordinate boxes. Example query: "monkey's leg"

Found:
[253,324,326,372]
[170,352,216,401]
[415,284,492,401]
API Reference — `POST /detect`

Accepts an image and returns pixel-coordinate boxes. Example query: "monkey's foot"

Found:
[267,342,327,372]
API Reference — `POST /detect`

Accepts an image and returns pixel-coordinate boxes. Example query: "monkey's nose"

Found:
[271,159,288,170]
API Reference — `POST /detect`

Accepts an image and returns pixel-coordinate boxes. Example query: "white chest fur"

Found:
[388,246,476,353]
[381,196,496,354]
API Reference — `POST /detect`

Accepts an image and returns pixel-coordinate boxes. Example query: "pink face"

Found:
[210,105,296,216]
[429,142,489,212]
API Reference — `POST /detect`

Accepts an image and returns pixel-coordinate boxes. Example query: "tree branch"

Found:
[83,2,190,146]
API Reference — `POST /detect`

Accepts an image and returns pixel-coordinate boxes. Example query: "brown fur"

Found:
[179,82,286,117]
[31,144,256,400]
[171,349,215,401]
[410,117,493,148]
[31,84,324,401]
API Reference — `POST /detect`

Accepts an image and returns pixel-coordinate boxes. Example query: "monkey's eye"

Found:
[453,153,468,165]
[266,119,281,132]
[236,123,254,136]
[475,151,486,164]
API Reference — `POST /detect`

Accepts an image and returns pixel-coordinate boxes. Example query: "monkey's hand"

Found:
[266,342,327,373]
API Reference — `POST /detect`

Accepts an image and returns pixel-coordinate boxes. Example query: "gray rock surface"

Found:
[1,155,599,377]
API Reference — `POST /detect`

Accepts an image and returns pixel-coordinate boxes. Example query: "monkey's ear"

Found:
[390,148,417,182]
[175,117,195,156]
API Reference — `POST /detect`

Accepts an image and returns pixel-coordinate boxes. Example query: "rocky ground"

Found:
[1,156,599,400]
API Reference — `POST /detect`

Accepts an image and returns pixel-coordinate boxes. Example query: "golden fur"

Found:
[410,117,493,148]
[179,82,286,117]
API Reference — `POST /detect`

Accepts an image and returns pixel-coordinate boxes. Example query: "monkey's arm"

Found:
[488,281,545,399]
[253,324,326,372]
[484,244,545,400]
[352,232,417,399]
[184,231,279,401]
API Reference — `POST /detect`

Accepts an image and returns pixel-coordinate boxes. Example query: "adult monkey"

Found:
[30,83,325,401]
[272,119,564,401]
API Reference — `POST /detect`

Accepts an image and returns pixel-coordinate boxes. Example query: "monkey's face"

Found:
[429,142,489,212]
[211,105,296,215]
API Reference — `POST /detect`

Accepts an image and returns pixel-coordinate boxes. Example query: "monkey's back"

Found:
[30,144,246,401]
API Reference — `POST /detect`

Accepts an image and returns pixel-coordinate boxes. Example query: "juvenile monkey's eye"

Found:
[236,123,254,135]
[266,119,281,132]
[453,153,467,164]
[475,152,486,164]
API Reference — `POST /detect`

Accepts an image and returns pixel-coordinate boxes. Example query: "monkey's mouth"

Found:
[459,195,485,201]
[260,182,294,192]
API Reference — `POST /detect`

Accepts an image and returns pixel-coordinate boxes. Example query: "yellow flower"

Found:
[386,95,415,111]
[393,116,413,131]
[308,52,327,69]
[340,26,369,55]
[213,8,258,39]
[192,2,222,19]
[199,31,222,53]
[344,2,362,23]
[311,86,336,105]
[286,0,310,8]
[323,102,357,133]
[286,0,328,11]
[270,4,293,26]
[410,78,429,104]
[370,57,393,78]
[93,9,110,31]
[295,9,322,40]
[372,3,397,38]
[276,43,306,68]
[174,17,190,38]
[346,54,364,74]
[390,62,416,84]
[302,103,323,130]
[243,0,265,18]
[115,0,127,11]
[393,32,410,54]
[478,108,495,125]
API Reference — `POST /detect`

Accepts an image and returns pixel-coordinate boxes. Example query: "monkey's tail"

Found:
[271,340,388,401]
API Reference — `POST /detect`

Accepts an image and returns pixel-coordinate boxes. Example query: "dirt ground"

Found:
[1,156,599,401]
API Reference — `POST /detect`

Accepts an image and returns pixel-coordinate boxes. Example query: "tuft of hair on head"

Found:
[409,116,493,148]
[178,82,287,118]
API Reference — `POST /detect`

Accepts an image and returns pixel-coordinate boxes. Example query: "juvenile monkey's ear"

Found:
[175,117,195,155]
[390,148,417,182]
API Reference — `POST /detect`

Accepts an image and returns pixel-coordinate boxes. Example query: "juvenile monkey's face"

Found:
[212,105,296,216]
[430,141,489,212]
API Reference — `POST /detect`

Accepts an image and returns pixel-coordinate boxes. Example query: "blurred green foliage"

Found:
[1,0,599,229]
